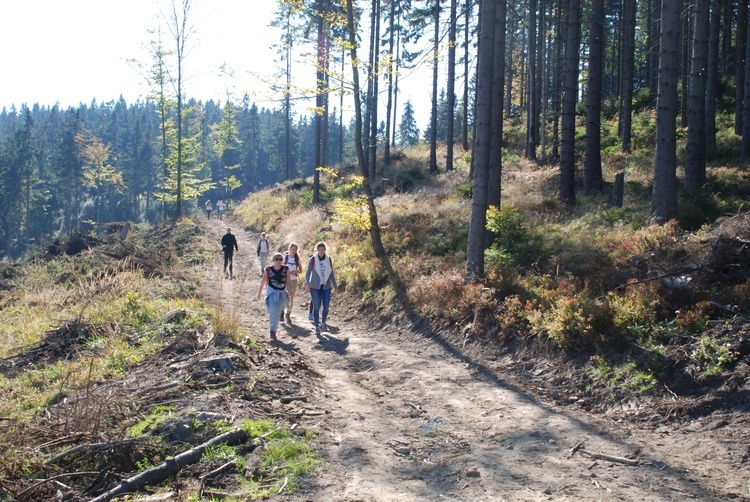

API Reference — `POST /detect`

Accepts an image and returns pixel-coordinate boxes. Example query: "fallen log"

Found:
[89,428,249,502]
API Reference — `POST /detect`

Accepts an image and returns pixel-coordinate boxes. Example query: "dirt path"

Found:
[201,217,747,501]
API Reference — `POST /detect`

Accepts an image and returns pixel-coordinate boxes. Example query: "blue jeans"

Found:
[309,287,331,330]
[265,291,288,333]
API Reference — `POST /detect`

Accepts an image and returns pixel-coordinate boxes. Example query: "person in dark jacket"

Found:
[221,228,239,280]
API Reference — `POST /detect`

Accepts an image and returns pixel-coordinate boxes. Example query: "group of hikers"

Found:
[220,227,338,341]
[205,200,227,220]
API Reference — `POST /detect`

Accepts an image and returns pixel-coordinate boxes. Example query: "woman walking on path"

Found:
[257,252,290,340]
[305,242,338,336]
[281,243,303,322]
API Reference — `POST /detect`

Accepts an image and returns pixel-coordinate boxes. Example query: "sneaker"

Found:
[270,331,277,340]
[321,323,329,332]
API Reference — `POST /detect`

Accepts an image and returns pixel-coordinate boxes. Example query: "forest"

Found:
[1,0,749,265]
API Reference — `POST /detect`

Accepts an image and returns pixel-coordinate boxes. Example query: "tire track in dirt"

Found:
[201,217,727,501]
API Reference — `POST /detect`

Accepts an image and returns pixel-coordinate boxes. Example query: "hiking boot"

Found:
[270,331,277,340]
[280,311,285,322]
[321,323,329,332]
[229,272,233,280]
[308,312,314,321]
[315,327,321,336]
[285,313,292,323]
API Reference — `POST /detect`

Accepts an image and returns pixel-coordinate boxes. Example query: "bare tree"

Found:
[652,0,681,221]
[466,0,499,280]
[559,0,580,205]
[584,0,604,194]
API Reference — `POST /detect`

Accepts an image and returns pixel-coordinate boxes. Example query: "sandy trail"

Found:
[202,216,740,501]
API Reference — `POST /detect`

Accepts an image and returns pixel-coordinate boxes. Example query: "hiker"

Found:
[257,252,290,340]
[256,232,270,276]
[281,243,303,322]
[305,241,338,336]
[205,200,212,219]
[217,200,225,220]
[221,227,238,280]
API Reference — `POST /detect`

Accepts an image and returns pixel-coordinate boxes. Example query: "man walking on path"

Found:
[257,232,270,276]
[221,227,239,280]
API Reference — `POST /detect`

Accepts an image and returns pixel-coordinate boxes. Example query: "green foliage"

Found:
[693,336,740,376]
[485,205,539,266]
[127,406,175,437]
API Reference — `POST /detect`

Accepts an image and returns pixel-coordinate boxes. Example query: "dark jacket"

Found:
[221,233,238,254]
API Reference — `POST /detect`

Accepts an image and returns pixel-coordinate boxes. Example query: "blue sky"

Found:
[0,0,439,129]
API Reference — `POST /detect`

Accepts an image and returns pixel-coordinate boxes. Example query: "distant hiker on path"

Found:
[282,243,303,323]
[205,200,212,219]
[257,252,290,340]
[217,200,226,220]
[221,227,239,280]
[257,232,270,276]
[305,241,338,336]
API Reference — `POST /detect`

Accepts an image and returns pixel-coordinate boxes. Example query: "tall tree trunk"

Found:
[526,0,538,160]
[343,0,388,261]
[705,0,720,152]
[369,0,380,180]
[584,0,604,194]
[652,0,681,221]
[446,0,457,171]
[648,0,661,97]
[312,4,325,204]
[742,7,750,162]
[466,0,497,281]
[429,0,441,174]
[384,0,396,167]
[680,5,692,128]
[685,0,709,191]
[560,0,580,205]
[736,0,748,135]
[284,9,293,181]
[488,0,507,208]
[619,0,636,153]
[552,0,563,161]
[462,0,471,151]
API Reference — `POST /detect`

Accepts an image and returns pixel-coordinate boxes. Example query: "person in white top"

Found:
[281,243,304,323]
[256,232,270,276]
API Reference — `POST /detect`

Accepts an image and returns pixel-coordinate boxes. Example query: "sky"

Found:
[0,0,436,129]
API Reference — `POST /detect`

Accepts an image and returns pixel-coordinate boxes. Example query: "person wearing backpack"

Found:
[281,243,303,323]
[256,232,270,276]
[305,241,338,336]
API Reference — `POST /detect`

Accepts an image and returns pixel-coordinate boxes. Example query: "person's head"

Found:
[315,241,327,257]
[261,232,267,239]
[272,252,284,267]
[226,227,232,234]
[288,242,298,256]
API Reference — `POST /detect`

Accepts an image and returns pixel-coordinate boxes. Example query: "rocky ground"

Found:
[200,217,750,501]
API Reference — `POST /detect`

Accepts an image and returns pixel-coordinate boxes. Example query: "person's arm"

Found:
[257,269,268,300]
[330,258,339,293]
[233,236,238,252]
[304,257,312,291]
